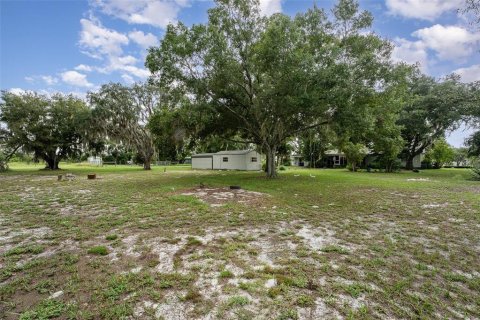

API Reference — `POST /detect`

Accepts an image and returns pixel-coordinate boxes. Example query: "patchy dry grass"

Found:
[1,163,479,319]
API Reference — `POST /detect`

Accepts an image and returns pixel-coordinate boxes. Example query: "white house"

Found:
[191,150,261,171]
[87,156,102,166]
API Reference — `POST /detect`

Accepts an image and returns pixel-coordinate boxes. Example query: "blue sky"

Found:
[1,0,479,146]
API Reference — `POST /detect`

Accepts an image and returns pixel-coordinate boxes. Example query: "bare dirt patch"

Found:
[180,187,267,207]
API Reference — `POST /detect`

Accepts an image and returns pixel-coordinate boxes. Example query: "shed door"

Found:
[193,157,213,169]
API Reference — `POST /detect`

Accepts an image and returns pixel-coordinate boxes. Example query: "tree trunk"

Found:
[385,161,392,173]
[266,146,277,178]
[44,157,59,170]
[405,156,414,170]
[143,157,152,170]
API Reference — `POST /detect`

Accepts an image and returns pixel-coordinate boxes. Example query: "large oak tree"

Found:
[0,91,90,170]
[89,83,159,170]
[146,0,399,177]
[399,73,477,170]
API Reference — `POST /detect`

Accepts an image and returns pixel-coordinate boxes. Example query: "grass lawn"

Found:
[1,163,479,319]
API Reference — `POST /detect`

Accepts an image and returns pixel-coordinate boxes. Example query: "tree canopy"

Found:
[0,91,90,170]
[146,0,404,177]
[89,82,159,170]
[398,72,477,170]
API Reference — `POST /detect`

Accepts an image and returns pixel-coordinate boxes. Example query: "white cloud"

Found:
[96,55,149,79]
[60,71,94,87]
[386,0,463,21]
[412,24,480,61]
[74,64,93,72]
[41,75,58,86]
[392,37,428,71]
[8,88,26,95]
[93,0,190,29]
[79,17,129,58]
[128,30,157,48]
[121,65,150,79]
[23,75,59,86]
[259,0,282,16]
[452,64,480,82]
[121,74,135,85]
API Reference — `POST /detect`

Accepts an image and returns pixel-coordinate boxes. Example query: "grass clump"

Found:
[321,245,349,254]
[345,282,370,298]
[295,294,314,307]
[105,234,118,241]
[183,288,202,302]
[20,299,65,320]
[227,296,249,308]
[277,309,298,320]
[87,245,109,256]
[219,269,234,279]
[186,236,203,246]
[4,245,44,257]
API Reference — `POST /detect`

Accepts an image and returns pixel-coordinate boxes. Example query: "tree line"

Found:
[1,0,479,177]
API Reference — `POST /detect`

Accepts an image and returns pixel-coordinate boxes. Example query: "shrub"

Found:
[279,166,286,171]
[471,158,480,180]
[342,142,368,172]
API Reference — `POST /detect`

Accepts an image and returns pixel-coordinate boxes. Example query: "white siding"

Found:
[215,155,246,170]
[192,150,262,171]
[245,151,261,171]
[192,157,213,169]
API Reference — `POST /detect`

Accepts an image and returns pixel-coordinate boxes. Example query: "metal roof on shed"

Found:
[192,150,256,157]
[191,153,215,158]
[214,150,255,155]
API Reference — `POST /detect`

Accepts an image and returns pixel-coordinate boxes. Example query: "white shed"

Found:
[191,150,261,171]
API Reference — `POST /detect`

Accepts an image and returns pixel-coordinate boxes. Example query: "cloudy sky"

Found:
[1,0,479,146]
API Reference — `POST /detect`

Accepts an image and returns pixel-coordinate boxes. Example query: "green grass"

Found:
[87,246,109,256]
[105,234,118,241]
[1,163,479,319]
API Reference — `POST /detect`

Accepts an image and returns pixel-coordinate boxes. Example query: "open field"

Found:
[1,164,479,319]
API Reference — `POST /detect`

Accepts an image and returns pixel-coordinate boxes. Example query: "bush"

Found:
[103,155,115,163]
[279,166,286,171]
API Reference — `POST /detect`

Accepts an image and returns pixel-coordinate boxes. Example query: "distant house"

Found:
[290,150,346,168]
[88,156,102,166]
[290,154,307,167]
[191,150,261,171]
[323,150,347,167]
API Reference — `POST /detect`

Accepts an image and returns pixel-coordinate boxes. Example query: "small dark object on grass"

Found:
[199,182,205,188]
[164,167,166,173]
[230,185,241,190]
[413,169,420,173]
[58,175,62,181]
[87,174,96,180]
